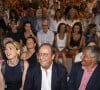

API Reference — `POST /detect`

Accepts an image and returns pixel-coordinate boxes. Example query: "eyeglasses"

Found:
[37,53,49,57]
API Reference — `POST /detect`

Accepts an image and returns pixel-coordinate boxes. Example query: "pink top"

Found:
[79,65,97,90]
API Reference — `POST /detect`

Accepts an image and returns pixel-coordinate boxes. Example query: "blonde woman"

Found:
[0,41,29,90]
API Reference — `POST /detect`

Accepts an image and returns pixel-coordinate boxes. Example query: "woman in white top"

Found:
[54,9,65,33]
[55,23,67,70]
[66,7,80,28]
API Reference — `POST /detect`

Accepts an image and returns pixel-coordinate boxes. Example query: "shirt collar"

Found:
[41,62,53,72]
[82,65,97,72]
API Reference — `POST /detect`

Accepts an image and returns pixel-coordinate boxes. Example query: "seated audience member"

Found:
[55,23,67,70]
[53,9,65,33]
[68,46,100,90]
[21,21,37,46]
[66,7,80,28]
[85,23,98,44]
[6,19,23,44]
[21,36,38,67]
[0,41,29,90]
[49,1,59,17]
[67,22,85,63]
[49,9,56,33]
[24,43,68,90]
[36,7,54,32]
[81,8,93,34]
[9,8,19,25]
[20,7,36,30]
[75,40,97,63]
[37,20,54,46]
[2,37,14,60]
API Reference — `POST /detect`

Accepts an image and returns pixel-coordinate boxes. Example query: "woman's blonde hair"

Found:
[5,41,21,56]
[5,41,21,50]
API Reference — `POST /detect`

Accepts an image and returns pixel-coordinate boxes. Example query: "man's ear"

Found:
[52,54,55,61]
[17,50,20,55]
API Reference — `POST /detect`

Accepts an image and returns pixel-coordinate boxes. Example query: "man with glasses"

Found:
[24,43,68,90]
[37,19,54,46]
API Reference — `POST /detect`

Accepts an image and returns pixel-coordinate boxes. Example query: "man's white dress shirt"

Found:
[41,64,53,90]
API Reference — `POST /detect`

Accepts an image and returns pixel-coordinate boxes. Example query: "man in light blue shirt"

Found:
[37,19,54,46]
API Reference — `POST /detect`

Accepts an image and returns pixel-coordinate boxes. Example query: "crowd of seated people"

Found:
[0,0,100,66]
[0,0,100,89]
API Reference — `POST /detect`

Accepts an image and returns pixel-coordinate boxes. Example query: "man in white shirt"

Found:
[24,43,68,90]
[37,20,54,46]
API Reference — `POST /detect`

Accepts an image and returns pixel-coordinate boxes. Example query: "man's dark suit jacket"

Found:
[68,62,100,90]
[24,61,68,90]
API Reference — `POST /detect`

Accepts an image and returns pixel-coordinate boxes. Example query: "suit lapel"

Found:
[35,64,42,90]
[51,62,57,90]
[86,65,99,90]
[76,67,84,89]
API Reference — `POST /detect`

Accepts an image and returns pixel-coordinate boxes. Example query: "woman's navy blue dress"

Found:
[4,60,23,90]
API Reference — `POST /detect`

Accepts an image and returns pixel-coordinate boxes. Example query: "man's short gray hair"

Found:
[83,46,100,63]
